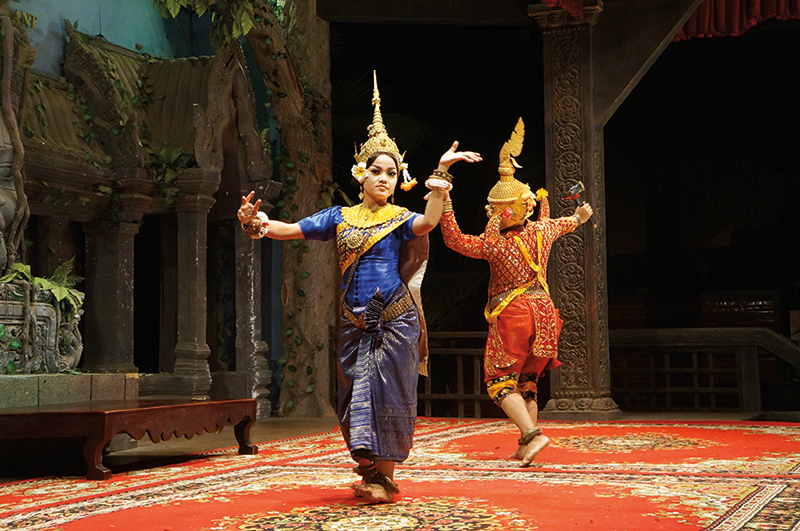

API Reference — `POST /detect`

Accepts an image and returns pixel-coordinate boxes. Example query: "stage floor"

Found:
[2,413,799,530]
[0,411,757,484]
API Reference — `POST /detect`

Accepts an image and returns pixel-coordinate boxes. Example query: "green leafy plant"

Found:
[152,147,194,205]
[0,257,84,315]
[153,0,260,48]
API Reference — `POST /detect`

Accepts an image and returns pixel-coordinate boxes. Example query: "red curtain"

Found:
[545,0,585,19]
[676,0,800,40]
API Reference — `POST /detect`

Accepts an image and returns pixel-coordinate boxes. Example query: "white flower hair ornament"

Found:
[351,162,369,183]
[399,161,417,191]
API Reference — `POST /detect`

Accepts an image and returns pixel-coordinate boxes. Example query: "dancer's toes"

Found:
[351,482,394,504]
[509,445,526,460]
[521,435,550,466]
[351,482,365,498]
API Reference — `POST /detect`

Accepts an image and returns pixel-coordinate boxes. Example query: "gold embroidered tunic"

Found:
[440,206,579,394]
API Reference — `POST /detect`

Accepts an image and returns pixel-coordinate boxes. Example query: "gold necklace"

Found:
[342,202,402,228]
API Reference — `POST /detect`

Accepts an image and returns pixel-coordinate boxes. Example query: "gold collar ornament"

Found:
[486,117,536,219]
[340,203,407,228]
[352,71,416,191]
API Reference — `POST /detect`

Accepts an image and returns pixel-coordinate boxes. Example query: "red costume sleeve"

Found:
[534,214,580,248]
[537,194,550,221]
[440,211,484,259]
[483,212,503,245]
[552,214,580,238]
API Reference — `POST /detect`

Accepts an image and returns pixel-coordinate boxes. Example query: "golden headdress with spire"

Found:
[486,117,535,217]
[351,71,415,190]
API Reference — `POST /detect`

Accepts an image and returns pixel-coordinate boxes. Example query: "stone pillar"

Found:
[233,227,271,416]
[171,206,214,396]
[137,171,219,399]
[531,1,621,420]
[36,217,77,276]
[82,221,139,373]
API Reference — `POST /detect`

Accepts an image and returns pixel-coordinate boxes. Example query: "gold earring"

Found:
[359,191,364,200]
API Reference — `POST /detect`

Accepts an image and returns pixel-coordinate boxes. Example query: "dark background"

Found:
[329,19,800,335]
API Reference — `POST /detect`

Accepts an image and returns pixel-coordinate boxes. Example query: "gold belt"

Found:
[342,290,414,329]
[490,285,546,312]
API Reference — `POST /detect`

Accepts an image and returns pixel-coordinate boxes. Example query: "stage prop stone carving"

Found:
[0,13,85,376]
[0,12,279,412]
[0,280,84,374]
[531,1,621,420]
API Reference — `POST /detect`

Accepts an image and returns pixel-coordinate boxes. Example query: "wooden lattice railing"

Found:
[417,331,494,418]
[417,327,800,417]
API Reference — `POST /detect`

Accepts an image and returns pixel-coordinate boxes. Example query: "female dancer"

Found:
[238,73,481,503]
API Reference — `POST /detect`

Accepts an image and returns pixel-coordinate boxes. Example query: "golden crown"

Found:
[486,117,534,216]
[352,71,414,190]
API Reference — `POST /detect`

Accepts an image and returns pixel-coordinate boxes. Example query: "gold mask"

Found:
[485,117,535,220]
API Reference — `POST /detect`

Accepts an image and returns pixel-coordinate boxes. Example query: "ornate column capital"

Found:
[529,1,603,28]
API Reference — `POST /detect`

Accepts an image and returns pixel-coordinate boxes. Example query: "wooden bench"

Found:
[0,398,258,480]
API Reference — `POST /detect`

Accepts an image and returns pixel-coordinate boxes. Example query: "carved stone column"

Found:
[82,221,139,373]
[531,1,621,420]
[170,206,214,395]
[232,227,271,416]
[36,217,76,276]
[139,170,219,399]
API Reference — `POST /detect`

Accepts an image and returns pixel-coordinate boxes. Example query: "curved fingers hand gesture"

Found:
[438,141,482,170]
[238,191,262,225]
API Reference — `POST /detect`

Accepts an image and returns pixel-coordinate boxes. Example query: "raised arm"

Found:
[413,141,482,236]
[238,191,305,240]
[439,191,485,260]
[413,189,446,236]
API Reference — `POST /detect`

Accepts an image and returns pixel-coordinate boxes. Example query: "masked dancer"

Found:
[238,72,481,502]
[439,117,592,466]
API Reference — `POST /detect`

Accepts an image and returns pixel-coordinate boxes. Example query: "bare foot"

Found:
[352,479,366,498]
[509,444,526,460]
[521,435,550,466]
[351,482,394,503]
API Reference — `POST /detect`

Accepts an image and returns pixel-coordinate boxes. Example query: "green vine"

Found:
[150,147,193,205]
[153,0,261,49]
[152,0,332,415]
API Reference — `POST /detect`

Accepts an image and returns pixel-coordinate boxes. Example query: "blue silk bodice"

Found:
[298,206,420,309]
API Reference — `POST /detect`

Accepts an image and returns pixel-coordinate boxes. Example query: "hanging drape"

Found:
[676,0,800,40]
[544,0,585,19]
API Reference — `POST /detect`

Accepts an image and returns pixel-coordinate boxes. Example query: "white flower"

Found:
[351,162,368,183]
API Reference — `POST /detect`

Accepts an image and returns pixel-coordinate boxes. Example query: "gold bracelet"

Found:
[425,177,453,191]
[241,212,270,238]
[242,222,258,235]
[442,200,453,213]
[431,169,453,182]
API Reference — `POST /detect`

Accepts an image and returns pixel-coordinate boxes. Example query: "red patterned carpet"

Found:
[2,418,799,530]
